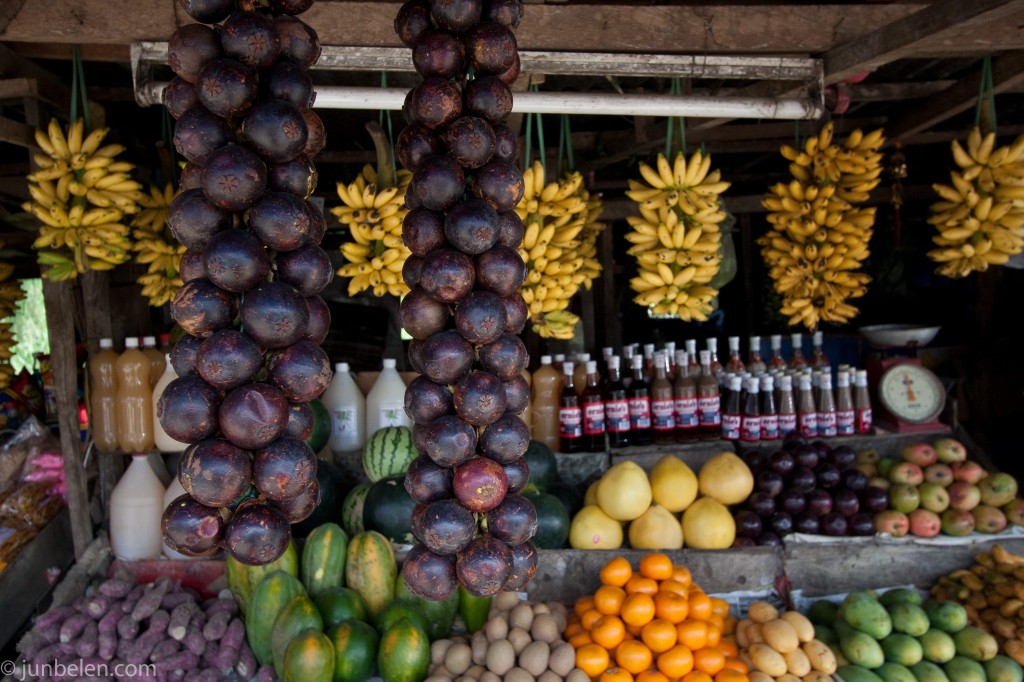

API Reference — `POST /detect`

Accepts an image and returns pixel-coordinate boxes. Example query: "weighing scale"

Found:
[860,324,951,434]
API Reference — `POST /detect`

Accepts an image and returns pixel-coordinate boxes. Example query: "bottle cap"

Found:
[665,341,676,353]
[699,350,711,363]
[728,336,740,350]
[586,360,597,373]
[750,335,761,346]
[675,350,687,366]
[781,375,792,389]
[602,346,614,358]
[706,337,718,351]
[623,346,634,359]
[771,334,782,348]
[540,355,552,365]
[856,369,868,384]
[608,355,620,369]
[383,358,396,368]
[729,376,742,390]
[581,353,591,362]
[836,372,849,386]
[553,354,565,362]
[643,343,655,356]
[99,338,113,349]
[563,361,574,374]
[125,337,139,349]
[791,332,803,344]
[143,336,157,347]
[814,331,823,344]
[799,375,812,389]
[820,373,832,388]
[685,339,697,353]
[336,362,349,373]
[631,354,643,368]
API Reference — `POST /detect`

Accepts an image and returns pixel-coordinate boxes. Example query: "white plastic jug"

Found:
[365,358,411,435]
[152,354,189,453]
[110,454,166,560]
[322,362,365,451]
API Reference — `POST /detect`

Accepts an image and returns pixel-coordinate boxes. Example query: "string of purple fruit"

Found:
[158,0,332,565]
[396,0,539,600]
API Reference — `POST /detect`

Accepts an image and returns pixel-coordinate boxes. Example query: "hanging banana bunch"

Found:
[131,182,185,307]
[0,244,24,389]
[514,160,606,340]
[758,123,885,330]
[25,118,142,280]
[624,149,730,320]
[927,127,1024,277]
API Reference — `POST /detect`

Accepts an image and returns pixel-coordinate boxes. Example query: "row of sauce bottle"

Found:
[532,333,874,453]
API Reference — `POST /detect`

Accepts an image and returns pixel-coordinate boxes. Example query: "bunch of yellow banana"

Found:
[624,150,730,320]
[927,127,1024,278]
[333,163,413,298]
[759,123,884,330]
[131,183,185,307]
[0,243,24,388]
[25,118,143,280]
[514,161,606,340]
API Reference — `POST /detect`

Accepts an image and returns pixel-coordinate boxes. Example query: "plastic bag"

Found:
[0,416,65,497]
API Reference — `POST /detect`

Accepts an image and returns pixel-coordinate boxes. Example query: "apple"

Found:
[923,463,954,487]
[878,458,896,479]
[889,483,921,514]
[1004,499,1024,526]
[901,442,938,467]
[947,481,981,511]
[889,461,925,486]
[979,473,1019,507]
[933,437,968,464]
[857,448,881,465]
[908,508,942,538]
[972,505,1008,534]
[875,510,910,537]
[868,477,891,491]
[952,460,987,485]
[857,462,879,478]
[940,508,976,537]
[919,482,951,513]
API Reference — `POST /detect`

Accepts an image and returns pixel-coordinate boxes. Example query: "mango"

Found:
[919,629,957,664]
[910,660,951,682]
[843,592,893,640]
[840,627,885,669]
[925,600,968,633]
[953,625,999,661]
[880,633,923,667]
[814,624,838,647]
[875,661,917,682]
[836,664,885,682]
[808,599,839,626]
[888,602,930,637]
[985,654,1024,682]
[943,655,987,682]
[880,588,923,607]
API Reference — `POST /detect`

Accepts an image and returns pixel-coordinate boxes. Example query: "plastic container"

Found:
[115,338,154,452]
[323,362,366,451]
[530,355,561,450]
[141,336,165,389]
[152,354,188,453]
[110,454,166,560]
[161,475,192,560]
[88,338,120,452]
[365,358,411,435]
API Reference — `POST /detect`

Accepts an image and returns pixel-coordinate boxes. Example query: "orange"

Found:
[625,623,643,637]
[659,579,690,596]
[615,640,654,675]
[656,643,695,678]
[625,575,660,595]
[654,590,690,624]
[599,667,635,682]
[564,621,584,639]
[600,556,634,587]
[721,614,738,635]
[676,619,709,651]
[576,596,596,616]
[592,615,627,650]
[636,671,671,682]
[722,657,749,674]
[710,597,730,618]
[714,670,749,682]
[569,631,594,648]
[704,623,721,648]
[639,553,674,581]
[595,585,628,616]
[716,638,739,658]
[707,615,726,638]
[576,643,611,678]
[693,647,726,676]
[582,608,605,630]
[679,672,714,682]
[621,593,656,627]
[672,564,693,588]
[641,619,678,653]
[688,591,713,621]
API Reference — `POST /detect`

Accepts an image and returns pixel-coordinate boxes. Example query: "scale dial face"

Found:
[878,362,945,424]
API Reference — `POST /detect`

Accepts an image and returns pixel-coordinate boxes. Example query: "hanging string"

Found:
[556,112,566,176]
[974,56,997,134]
[563,114,574,173]
[524,98,534,169]
[71,46,92,131]
[379,72,395,152]
[664,78,686,158]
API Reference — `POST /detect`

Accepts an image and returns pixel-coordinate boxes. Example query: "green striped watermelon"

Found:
[341,483,370,537]
[362,426,417,482]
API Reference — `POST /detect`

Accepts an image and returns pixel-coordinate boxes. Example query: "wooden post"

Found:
[41,276,93,558]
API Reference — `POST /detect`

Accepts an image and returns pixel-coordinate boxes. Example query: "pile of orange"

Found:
[565,553,749,682]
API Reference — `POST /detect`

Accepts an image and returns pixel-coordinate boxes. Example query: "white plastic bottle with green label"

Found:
[323,362,366,451]
[366,358,411,435]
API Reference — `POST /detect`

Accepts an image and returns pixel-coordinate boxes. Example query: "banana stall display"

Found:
[25,119,143,280]
[131,183,186,307]
[927,127,1024,278]
[624,149,731,321]
[758,123,885,330]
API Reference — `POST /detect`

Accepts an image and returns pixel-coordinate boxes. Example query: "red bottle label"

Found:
[856,407,873,433]
[675,397,698,428]
[837,409,855,435]
[628,397,651,429]
[604,400,630,432]
[778,413,797,435]
[761,414,779,440]
[799,411,818,437]
[583,402,606,435]
[721,413,741,439]
[559,406,582,439]
[819,411,837,437]
[651,398,676,430]
[741,415,761,442]
[698,395,721,426]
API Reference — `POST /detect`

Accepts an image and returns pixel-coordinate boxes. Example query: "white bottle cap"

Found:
[685,339,697,353]
[608,355,620,369]
[125,337,139,349]
[602,347,614,358]
[675,350,687,366]
[771,334,782,348]
[729,376,742,391]
[643,343,655,356]
[99,338,113,349]
[563,361,574,374]
[540,355,552,365]
[836,372,849,386]
[383,358,396,369]
[699,350,710,363]
[820,373,832,388]
[780,375,792,389]
[791,332,803,345]
[580,353,591,362]
[813,331,824,345]
[728,336,740,351]
[665,341,676,353]
[632,354,643,368]
[143,336,157,347]
[623,346,634,359]
[586,360,597,373]
[336,362,349,373]
[762,376,774,390]
[750,335,761,346]
[706,337,718,351]
[553,354,565,362]
[856,369,868,385]
[748,377,759,392]
[799,375,812,389]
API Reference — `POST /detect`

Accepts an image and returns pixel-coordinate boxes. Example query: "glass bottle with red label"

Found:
[706,337,723,375]
[747,335,767,373]
[559,361,582,452]
[855,369,873,434]
[760,375,779,441]
[835,370,856,436]
[581,360,606,452]
[604,355,630,448]
[651,352,676,445]
[696,350,722,440]
[721,375,742,441]
[818,372,837,437]
[741,376,762,443]
[778,373,797,437]
[790,333,808,370]
[673,350,698,442]
[627,354,652,446]
[726,336,745,372]
[685,339,699,374]
[797,373,818,437]
[811,331,830,370]
[769,334,787,370]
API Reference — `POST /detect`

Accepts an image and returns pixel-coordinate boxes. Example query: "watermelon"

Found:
[306,399,331,453]
[363,475,417,545]
[525,492,570,549]
[341,483,370,536]
[362,426,417,482]
[524,440,557,491]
